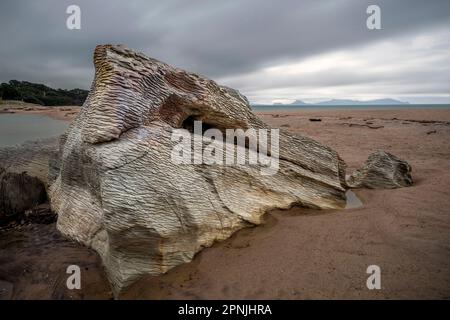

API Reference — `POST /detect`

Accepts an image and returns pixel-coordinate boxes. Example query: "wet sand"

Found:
[0,222,112,299]
[0,102,80,121]
[1,108,450,299]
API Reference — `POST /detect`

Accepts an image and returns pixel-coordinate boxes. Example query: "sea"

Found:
[251,104,450,112]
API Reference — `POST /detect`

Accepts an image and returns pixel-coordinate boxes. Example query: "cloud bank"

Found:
[1,0,449,103]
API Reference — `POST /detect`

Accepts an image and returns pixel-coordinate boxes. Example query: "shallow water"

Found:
[0,114,68,147]
[345,190,363,209]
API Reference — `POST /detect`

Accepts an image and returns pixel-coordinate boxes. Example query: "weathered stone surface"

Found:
[346,150,413,189]
[49,44,348,294]
[0,137,60,188]
[0,138,59,223]
[0,167,47,223]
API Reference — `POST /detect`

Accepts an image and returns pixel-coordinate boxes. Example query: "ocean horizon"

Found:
[251,104,450,112]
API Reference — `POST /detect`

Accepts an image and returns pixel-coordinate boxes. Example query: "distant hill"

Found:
[289,100,308,105]
[264,98,410,106]
[316,98,409,105]
[0,80,88,106]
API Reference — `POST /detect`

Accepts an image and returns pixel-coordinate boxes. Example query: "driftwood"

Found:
[343,123,384,129]
[49,45,348,294]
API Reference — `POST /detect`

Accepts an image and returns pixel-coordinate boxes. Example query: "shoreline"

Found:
[2,103,450,123]
[0,103,80,121]
[251,104,450,113]
[2,99,450,122]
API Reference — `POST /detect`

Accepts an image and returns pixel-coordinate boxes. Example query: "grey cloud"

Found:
[0,0,449,102]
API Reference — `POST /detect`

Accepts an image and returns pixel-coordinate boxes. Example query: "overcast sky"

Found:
[1,0,449,104]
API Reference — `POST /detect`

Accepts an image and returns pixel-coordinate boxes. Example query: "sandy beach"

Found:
[0,102,80,121]
[1,107,450,299]
[121,108,450,299]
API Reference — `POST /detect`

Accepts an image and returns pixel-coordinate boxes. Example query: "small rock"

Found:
[0,168,47,223]
[346,150,412,189]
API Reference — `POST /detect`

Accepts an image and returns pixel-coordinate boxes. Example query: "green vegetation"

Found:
[0,80,88,106]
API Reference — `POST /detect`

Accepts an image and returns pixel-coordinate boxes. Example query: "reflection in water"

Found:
[345,190,363,209]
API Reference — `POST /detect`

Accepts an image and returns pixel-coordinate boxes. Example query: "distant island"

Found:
[0,80,88,106]
[289,100,309,105]
[288,98,409,106]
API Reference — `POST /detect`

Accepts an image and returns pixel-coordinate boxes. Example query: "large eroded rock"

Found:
[50,44,348,294]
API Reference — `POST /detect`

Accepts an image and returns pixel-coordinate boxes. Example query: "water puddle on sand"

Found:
[345,190,363,209]
[0,113,68,147]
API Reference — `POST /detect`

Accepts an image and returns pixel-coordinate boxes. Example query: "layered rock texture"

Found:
[0,137,59,187]
[346,150,413,189]
[0,138,58,222]
[0,168,47,222]
[49,45,348,294]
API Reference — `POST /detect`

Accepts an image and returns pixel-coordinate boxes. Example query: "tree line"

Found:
[0,80,88,106]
